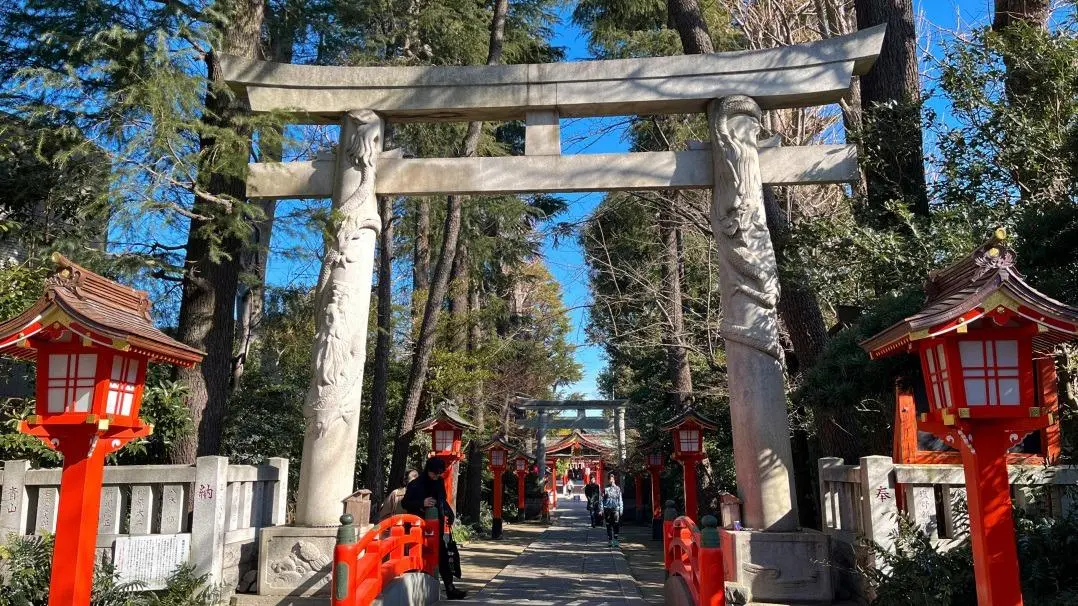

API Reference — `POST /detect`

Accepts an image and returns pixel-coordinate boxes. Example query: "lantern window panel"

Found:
[434,429,455,452]
[678,429,700,453]
[491,450,505,466]
[46,353,98,413]
[106,356,141,416]
[923,345,952,409]
[959,340,1022,406]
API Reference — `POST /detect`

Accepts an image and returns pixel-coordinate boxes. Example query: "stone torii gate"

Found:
[514,397,628,479]
[222,25,883,602]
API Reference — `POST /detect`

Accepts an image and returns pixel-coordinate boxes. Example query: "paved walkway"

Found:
[442,499,648,605]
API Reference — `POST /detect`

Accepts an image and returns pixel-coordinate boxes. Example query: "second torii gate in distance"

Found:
[221,25,883,603]
[513,397,628,485]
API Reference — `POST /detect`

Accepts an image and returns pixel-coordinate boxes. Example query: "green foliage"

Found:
[0,534,221,605]
[868,510,1078,605]
[113,376,192,465]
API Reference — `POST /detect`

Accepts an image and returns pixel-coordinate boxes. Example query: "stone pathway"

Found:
[441,499,647,605]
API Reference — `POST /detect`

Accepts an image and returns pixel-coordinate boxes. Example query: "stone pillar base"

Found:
[255,525,364,597]
[720,529,832,605]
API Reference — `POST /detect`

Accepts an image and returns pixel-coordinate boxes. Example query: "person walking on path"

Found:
[602,473,624,547]
[584,478,602,527]
[378,469,419,520]
[402,458,468,600]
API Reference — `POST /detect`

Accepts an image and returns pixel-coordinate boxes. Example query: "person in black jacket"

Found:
[402,457,468,600]
[584,479,602,527]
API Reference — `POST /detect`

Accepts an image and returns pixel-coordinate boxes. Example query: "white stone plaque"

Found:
[112,533,191,590]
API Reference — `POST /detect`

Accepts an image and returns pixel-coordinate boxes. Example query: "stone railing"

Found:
[0,456,287,593]
[818,455,1078,601]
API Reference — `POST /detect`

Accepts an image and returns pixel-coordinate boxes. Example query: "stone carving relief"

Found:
[708,95,783,360]
[267,540,332,590]
[304,109,383,439]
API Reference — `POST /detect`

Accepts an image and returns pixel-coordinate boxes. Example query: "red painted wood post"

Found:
[492,468,504,539]
[332,514,360,606]
[698,515,726,606]
[634,474,644,522]
[48,433,107,606]
[960,425,1024,605]
[516,472,526,520]
[662,500,677,574]
[423,506,441,576]
[682,458,699,522]
[649,467,663,540]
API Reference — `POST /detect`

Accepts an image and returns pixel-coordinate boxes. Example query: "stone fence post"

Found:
[192,456,229,587]
[267,457,289,526]
[858,456,898,571]
[0,460,30,538]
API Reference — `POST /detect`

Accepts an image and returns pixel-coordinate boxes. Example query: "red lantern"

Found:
[414,404,475,508]
[0,255,204,606]
[661,407,717,522]
[483,437,513,538]
[862,231,1077,606]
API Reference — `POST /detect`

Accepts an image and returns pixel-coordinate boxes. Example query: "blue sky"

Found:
[539,0,999,398]
[263,1,1039,399]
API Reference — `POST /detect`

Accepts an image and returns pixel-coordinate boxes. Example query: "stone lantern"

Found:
[0,255,204,606]
[661,407,717,522]
[861,230,1078,606]
[483,436,512,538]
[646,450,665,538]
[414,404,475,509]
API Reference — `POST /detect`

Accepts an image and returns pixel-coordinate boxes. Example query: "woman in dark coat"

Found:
[402,457,468,600]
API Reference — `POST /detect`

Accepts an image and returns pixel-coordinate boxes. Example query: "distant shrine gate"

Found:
[221,25,884,604]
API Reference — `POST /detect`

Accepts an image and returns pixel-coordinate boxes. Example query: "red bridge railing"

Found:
[331,509,441,606]
[662,501,726,606]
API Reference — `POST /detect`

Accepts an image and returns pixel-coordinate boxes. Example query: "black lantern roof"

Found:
[413,403,476,433]
[862,231,1078,359]
[660,406,718,432]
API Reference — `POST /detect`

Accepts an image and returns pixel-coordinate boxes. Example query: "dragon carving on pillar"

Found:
[707,96,783,361]
[305,109,383,438]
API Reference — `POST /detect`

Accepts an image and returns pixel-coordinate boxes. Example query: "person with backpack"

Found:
[602,472,624,547]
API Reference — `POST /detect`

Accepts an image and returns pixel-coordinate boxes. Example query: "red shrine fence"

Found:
[663,510,727,606]
[331,511,441,606]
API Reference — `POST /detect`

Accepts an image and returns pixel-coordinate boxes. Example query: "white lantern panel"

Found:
[998,379,1021,405]
[45,353,98,413]
[964,378,987,406]
[959,341,984,368]
[106,356,141,416]
[995,340,1018,367]
[435,429,455,451]
[678,429,700,453]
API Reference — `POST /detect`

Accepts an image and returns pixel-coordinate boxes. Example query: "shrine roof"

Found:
[660,407,719,432]
[482,435,514,452]
[0,254,204,367]
[545,430,613,455]
[861,232,1078,359]
[414,404,476,433]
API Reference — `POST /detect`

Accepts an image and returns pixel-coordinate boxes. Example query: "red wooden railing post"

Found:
[332,514,360,606]
[698,515,726,606]
[492,468,504,539]
[423,506,441,576]
[662,500,677,575]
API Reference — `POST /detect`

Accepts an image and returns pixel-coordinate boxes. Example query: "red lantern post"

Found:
[483,437,511,539]
[647,451,665,539]
[0,255,204,606]
[861,231,1076,606]
[513,453,530,521]
[662,408,718,522]
[414,405,475,510]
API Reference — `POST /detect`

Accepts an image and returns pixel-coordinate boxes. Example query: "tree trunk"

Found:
[365,195,395,518]
[993,0,1050,32]
[169,0,265,463]
[388,0,509,487]
[412,197,430,331]
[447,239,469,352]
[232,0,296,390]
[658,199,693,408]
[853,0,929,216]
[668,0,714,54]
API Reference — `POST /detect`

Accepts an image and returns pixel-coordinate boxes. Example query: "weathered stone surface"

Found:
[255,526,337,596]
[708,96,797,531]
[294,110,382,527]
[721,529,832,604]
[246,145,859,199]
[376,572,440,606]
[219,25,884,121]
